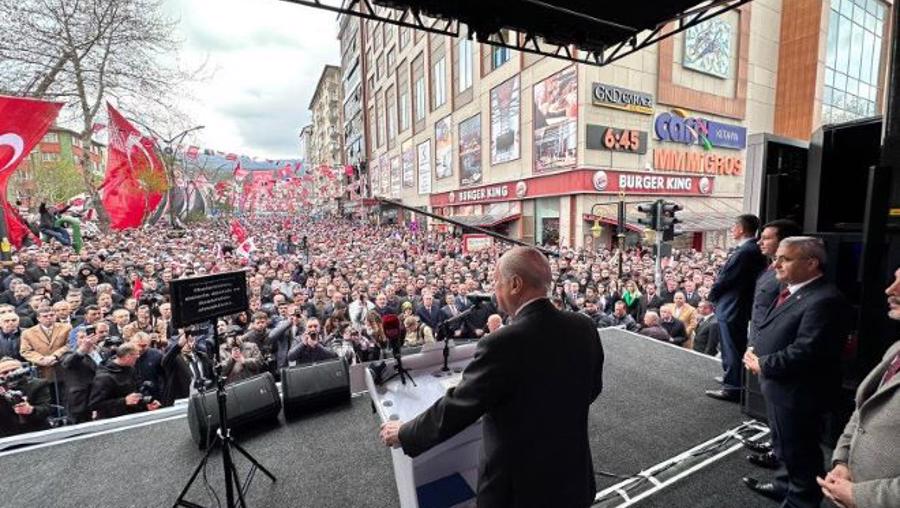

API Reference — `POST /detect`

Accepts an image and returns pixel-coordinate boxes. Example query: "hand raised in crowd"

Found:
[77,333,96,354]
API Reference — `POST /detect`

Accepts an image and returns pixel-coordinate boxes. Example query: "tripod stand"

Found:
[382,341,416,386]
[174,320,277,508]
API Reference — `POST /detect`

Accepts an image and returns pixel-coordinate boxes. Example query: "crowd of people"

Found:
[0,214,732,435]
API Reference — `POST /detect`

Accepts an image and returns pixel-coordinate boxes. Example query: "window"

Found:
[41,152,59,162]
[376,54,384,81]
[415,77,426,121]
[386,48,395,70]
[386,86,397,149]
[432,57,446,108]
[491,46,510,70]
[459,38,473,91]
[399,27,410,49]
[398,62,410,131]
[43,132,59,143]
[822,0,885,124]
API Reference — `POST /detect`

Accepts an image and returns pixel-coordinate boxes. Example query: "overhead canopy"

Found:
[286,0,750,66]
[451,213,521,228]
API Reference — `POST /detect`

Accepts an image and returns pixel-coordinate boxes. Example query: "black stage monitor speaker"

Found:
[281,359,351,416]
[741,368,767,423]
[187,372,281,448]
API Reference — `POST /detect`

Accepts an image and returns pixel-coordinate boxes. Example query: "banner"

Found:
[402,145,414,188]
[533,65,578,173]
[417,140,431,195]
[390,156,401,198]
[458,114,482,187]
[490,75,520,164]
[434,115,452,180]
[0,95,63,247]
[380,155,389,195]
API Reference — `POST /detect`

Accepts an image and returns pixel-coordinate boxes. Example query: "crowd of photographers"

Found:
[0,215,729,437]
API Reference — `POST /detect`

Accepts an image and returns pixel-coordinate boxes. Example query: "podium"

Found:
[365,343,481,508]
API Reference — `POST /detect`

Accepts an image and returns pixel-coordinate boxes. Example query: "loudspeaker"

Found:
[805,117,882,233]
[281,359,350,416]
[744,133,808,226]
[187,372,281,448]
[741,368,767,423]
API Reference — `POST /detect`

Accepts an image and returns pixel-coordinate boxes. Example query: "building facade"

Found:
[308,65,345,167]
[349,0,892,249]
[298,124,313,165]
[11,127,106,205]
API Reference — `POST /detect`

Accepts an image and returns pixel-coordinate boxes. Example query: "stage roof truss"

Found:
[283,0,752,67]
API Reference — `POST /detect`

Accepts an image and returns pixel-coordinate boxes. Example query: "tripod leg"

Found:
[172,436,218,507]
[230,439,278,482]
[227,451,248,508]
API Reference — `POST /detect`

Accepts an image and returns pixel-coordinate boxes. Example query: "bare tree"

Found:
[0,0,203,229]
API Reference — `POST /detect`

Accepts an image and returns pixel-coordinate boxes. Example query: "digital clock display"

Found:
[586,124,648,154]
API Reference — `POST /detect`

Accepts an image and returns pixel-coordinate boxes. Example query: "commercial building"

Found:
[349,0,891,249]
[308,65,345,168]
[298,124,313,166]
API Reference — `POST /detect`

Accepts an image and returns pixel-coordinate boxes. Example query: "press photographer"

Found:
[88,342,161,420]
[0,357,53,437]
[286,318,338,365]
[60,328,109,423]
[219,335,263,384]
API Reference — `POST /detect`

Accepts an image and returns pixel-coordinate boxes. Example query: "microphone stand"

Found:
[433,304,477,376]
[382,338,416,387]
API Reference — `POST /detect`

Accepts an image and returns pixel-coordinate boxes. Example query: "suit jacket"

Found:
[709,239,767,323]
[660,318,688,346]
[750,266,780,344]
[755,277,848,412]
[692,315,721,356]
[663,303,697,336]
[399,299,604,508]
[60,350,100,421]
[683,291,701,308]
[20,323,72,379]
[416,303,444,330]
[831,340,900,508]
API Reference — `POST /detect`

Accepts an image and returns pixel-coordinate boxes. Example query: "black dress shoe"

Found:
[742,477,785,502]
[704,389,740,402]
[742,439,773,454]
[714,375,724,384]
[747,451,779,469]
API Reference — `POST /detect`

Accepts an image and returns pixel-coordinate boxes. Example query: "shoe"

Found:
[742,477,785,502]
[714,376,724,384]
[742,439,772,454]
[705,389,740,402]
[747,451,779,469]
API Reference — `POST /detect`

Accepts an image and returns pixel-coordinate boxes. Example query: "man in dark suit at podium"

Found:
[706,214,767,401]
[741,237,848,507]
[379,246,605,508]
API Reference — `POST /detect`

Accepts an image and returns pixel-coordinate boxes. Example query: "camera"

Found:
[84,325,96,336]
[103,335,124,351]
[1,390,25,406]
[138,381,155,405]
[1,366,36,387]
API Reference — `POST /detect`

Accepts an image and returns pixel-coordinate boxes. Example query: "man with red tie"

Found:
[816,267,900,508]
[741,237,850,508]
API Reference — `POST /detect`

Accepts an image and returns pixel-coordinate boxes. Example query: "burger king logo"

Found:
[515,181,527,198]
[592,171,609,191]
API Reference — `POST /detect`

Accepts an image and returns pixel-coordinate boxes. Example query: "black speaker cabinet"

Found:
[281,359,350,416]
[741,368,767,423]
[187,372,281,448]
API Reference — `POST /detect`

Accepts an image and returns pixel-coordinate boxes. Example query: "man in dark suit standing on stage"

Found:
[379,246,605,508]
[706,214,767,401]
[741,237,848,507]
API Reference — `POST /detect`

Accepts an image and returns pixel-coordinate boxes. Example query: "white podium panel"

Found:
[366,344,481,508]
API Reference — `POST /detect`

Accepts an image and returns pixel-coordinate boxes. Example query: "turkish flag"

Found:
[230,219,247,244]
[100,103,166,230]
[0,95,63,247]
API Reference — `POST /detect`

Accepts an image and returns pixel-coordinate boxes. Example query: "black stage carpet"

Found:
[1,331,766,507]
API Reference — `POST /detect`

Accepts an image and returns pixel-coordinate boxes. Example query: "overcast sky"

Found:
[165,0,340,160]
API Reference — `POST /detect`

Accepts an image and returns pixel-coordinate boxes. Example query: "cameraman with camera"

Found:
[286,318,338,366]
[60,327,108,423]
[88,342,161,420]
[0,357,53,436]
[219,334,263,385]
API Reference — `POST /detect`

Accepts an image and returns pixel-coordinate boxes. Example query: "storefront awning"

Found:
[450,213,521,228]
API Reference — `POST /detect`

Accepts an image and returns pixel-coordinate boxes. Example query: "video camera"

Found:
[0,366,36,406]
[139,381,155,405]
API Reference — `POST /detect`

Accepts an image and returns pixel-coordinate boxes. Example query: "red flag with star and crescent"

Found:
[0,95,63,248]
[100,103,166,230]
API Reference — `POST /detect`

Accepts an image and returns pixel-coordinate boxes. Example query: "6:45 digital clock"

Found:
[586,124,649,154]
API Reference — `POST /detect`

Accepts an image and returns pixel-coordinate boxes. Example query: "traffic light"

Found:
[660,201,682,241]
[637,201,659,230]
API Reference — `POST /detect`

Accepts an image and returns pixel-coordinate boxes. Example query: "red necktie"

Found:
[881,353,900,386]
[775,288,791,307]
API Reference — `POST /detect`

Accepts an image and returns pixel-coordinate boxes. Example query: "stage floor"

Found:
[1,330,777,507]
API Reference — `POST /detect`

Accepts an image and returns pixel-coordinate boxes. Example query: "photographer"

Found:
[0,357,53,437]
[122,305,167,346]
[60,328,108,423]
[219,336,263,384]
[286,318,338,366]
[161,330,212,404]
[88,342,161,420]
[131,332,165,401]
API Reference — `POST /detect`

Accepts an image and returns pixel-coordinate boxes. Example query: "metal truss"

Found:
[281,0,459,37]
[284,0,751,68]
